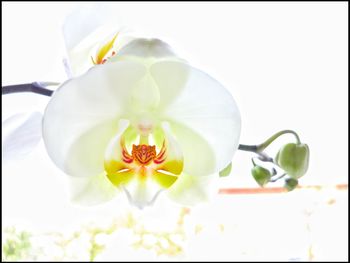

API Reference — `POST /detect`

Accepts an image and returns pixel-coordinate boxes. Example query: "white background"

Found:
[2,2,348,261]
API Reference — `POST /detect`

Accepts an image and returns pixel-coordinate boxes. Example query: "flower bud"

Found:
[284,178,298,191]
[251,165,271,187]
[275,143,309,179]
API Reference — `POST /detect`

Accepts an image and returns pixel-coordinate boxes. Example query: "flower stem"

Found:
[2,82,57,97]
[238,129,301,155]
[257,130,301,151]
[238,144,258,152]
[270,173,287,182]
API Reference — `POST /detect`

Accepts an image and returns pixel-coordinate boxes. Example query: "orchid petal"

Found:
[167,173,218,206]
[166,121,216,176]
[63,4,116,52]
[163,61,241,175]
[122,174,164,209]
[106,170,135,189]
[129,72,160,112]
[154,122,184,176]
[150,60,189,110]
[64,119,129,178]
[151,122,183,188]
[2,112,42,161]
[152,171,178,189]
[42,61,146,176]
[69,172,117,206]
[107,167,166,209]
[115,38,177,62]
[104,119,134,177]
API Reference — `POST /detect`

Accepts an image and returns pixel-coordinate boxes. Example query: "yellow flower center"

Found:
[104,122,183,191]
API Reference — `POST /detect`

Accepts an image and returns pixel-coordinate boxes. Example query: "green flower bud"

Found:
[284,178,298,191]
[275,143,309,179]
[251,165,271,187]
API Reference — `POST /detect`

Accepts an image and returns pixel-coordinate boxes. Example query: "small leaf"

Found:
[219,162,232,177]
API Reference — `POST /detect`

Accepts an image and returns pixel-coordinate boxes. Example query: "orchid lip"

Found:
[104,121,184,202]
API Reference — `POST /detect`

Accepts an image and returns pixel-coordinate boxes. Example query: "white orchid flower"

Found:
[3,5,309,208]
[3,5,241,209]
[43,10,241,208]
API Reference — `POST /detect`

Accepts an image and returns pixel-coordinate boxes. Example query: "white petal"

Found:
[150,60,190,110]
[122,178,164,210]
[110,39,188,112]
[42,61,146,176]
[104,119,131,166]
[116,38,177,61]
[162,61,241,175]
[129,72,160,112]
[65,119,129,178]
[69,172,117,206]
[2,112,42,161]
[166,121,215,177]
[63,4,114,51]
[167,173,219,206]
[63,4,123,76]
[157,122,184,175]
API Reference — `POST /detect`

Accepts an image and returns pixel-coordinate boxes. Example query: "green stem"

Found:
[238,130,301,160]
[257,130,301,151]
[270,173,287,182]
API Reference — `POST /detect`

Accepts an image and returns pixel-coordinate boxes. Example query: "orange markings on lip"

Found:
[120,140,166,166]
[122,148,133,163]
[132,145,156,165]
[153,142,166,164]
[120,139,133,163]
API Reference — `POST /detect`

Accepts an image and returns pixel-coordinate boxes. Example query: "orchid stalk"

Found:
[2,5,309,209]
